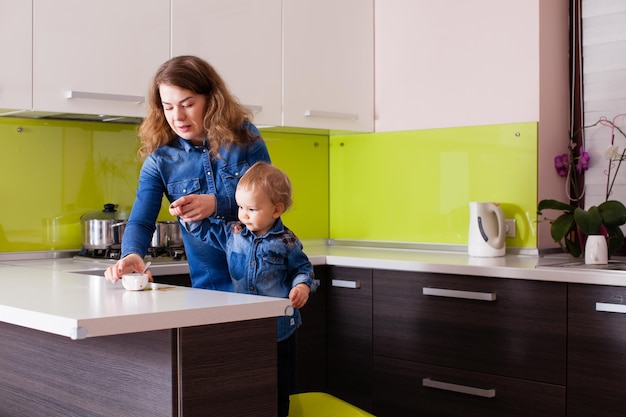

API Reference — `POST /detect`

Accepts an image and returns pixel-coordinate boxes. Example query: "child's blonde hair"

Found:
[238,162,293,210]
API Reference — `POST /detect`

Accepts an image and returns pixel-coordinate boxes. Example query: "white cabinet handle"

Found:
[243,104,263,113]
[331,279,360,289]
[422,378,496,398]
[422,287,496,301]
[304,109,358,120]
[596,302,626,313]
[66,90,144,104]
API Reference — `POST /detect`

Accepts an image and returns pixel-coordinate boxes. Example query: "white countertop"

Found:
[0,262,290,340]
[3,243,626,340]
[303,243,626,287]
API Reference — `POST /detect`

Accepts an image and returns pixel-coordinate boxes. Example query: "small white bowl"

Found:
[121,273,149,291]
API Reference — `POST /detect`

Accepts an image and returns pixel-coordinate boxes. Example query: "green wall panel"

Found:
[0,117,536,252]
[0,118,328,252]
[261,130,329,241]
[329,123,538,248]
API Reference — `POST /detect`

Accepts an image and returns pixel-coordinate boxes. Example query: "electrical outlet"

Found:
[505,218,516,238]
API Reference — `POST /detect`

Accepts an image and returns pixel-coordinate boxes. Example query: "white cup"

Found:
[121,273,149,291]
[585,235,608,265]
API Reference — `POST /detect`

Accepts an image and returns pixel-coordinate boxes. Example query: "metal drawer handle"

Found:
[423,287,496,301]
[304,109,359,120]
[66,90,144,104]
[596,302,626,314]
[422,378,496,398]
[331,279,360,289]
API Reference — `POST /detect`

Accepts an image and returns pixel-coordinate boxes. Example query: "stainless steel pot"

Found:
[151,220,183,248]
[80,204,128,249]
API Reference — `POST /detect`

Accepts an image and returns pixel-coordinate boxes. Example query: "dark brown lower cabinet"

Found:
[372,269,567,416]
[0,318,277,417]
[568,283,626,417]
[326,266,373,412]
[296,265,327,392]
[373,356,565,417]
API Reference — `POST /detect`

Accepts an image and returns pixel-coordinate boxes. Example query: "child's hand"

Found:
[289,283,311,309]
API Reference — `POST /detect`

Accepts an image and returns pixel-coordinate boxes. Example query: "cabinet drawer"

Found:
[568,284,626,417]
[373,270,566,384]
[373,356,565,417]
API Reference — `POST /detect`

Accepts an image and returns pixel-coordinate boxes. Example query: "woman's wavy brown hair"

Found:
[137,55,257,159]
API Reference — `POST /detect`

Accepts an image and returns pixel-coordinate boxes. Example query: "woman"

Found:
[105,55,270,290]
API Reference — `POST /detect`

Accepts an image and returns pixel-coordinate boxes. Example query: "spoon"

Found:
[142,261,152,274]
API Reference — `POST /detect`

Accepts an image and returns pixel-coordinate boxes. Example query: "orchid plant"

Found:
[538,116,626,257]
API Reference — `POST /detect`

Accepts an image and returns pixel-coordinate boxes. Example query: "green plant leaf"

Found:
[599,200,626,226]
[574,206,603,235]
[537,199,576,214]
[565,236,582,257]
[550,213,574,242]
[606,224,625,254]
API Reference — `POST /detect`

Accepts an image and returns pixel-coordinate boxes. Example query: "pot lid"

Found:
[80,203,128,221]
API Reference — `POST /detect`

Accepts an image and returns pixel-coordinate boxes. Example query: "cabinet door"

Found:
[283,0,374,131]
[373,356,566,417]
[171,0,282,127]
[0,0,32,112]
[32,0,170,118]
[374,1,541,132]
[373,270,567,385]
[296,265,327,392]
[326,266,373,412]
[568,284,626,417]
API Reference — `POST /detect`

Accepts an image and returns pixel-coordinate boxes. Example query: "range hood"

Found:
[0,109,142,124]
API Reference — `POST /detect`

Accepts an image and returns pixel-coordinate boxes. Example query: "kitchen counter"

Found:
[303,243,626,287]
[2,243,626,416]
[0,262,290,340]
[0,259,292,416]
[2,242,626,340]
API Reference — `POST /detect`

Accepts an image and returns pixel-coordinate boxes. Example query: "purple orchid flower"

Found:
[554,153,569,177]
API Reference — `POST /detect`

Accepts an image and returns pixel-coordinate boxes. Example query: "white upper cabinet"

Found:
[375,0,544,132]
[32,0,170,118]
[171,0,282,127]
[283,0,374,131]
[0,0,32,113]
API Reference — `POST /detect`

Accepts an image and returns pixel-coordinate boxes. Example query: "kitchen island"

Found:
[0,264,291,416]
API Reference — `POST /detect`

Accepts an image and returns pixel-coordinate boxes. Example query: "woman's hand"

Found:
[289,283,311,309]
[104,254,152,283]
[169,194,216,221]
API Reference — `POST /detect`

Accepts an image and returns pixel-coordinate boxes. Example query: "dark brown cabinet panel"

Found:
[568,283,626,417]
[326,266,373,412]
[373,270,567,385]
[373,356,566,417]
[296,265,327,392]
[153,273,192,287]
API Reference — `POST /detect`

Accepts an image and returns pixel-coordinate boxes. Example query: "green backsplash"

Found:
[329,123,538,248]
[0,117,536,252]
[0,118,328,252]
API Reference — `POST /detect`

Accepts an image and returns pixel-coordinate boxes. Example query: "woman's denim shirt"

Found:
[121,122,270,291]
[185,217,317,342]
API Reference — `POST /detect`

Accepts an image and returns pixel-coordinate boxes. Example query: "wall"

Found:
[0,117,538,253]
[330,122,538,249]
[0,118,328,252]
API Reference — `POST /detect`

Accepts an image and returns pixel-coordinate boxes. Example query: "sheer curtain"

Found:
[581,0,626,208]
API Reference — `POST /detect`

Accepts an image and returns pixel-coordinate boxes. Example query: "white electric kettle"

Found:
[468,202,506,257]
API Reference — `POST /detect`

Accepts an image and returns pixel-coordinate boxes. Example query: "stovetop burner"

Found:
[77,244,121,260]
[75,244,186,262]
[146,246,186,261]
